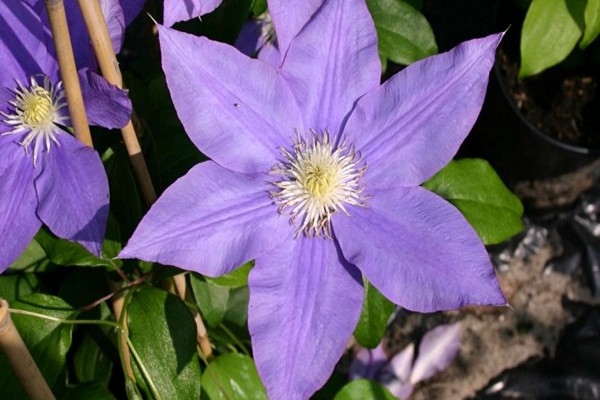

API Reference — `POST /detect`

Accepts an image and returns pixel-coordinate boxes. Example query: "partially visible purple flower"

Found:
[120,0,505,397]
[0,0,132,272]
[163,0,223,27]
[23,0,145,66]
[235,0,323,68]
[350,323,462,399]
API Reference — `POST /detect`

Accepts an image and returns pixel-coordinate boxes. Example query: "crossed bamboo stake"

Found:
[0,1,213,397]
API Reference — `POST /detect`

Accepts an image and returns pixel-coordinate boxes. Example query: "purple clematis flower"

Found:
[120,0,506,397]
[0,0,132,272]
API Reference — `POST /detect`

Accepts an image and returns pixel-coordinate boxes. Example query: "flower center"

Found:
[270,131,367,238]
[21,86,54,127]
[1,75,68,165]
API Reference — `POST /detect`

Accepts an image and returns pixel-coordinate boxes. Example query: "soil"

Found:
[496,16,600,149]
[380,221,597,399]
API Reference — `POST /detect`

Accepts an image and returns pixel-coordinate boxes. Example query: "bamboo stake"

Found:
[78,0,214,358]
[44,0,93,147]
[0,299,56,400]
[108,281,136,382]
[76,0,156,205]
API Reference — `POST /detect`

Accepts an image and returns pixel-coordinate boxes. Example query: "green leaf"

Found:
[127,287,202,399]
[354,278,395,349]
[34,223,121,269]
[333,379,397,400]
[207,262,252,288]
[0,294,78,398]
[423,159,524,245]
[7,237,49,272]
[201,353,267,400]
[252,0,267,15]
[367,0,437,65]
[581,0,600,48]
[190,275,231,328]
[72,331,113,385]
[0,273,41,302]
[519,0,585,77]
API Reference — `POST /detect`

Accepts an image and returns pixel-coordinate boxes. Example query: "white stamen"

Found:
[270,130,367,238]
[1,74,67,165]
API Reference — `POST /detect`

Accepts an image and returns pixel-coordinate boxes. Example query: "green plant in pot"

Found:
[471,0,600,209]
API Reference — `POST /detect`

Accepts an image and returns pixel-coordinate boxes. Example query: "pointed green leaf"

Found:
[581,0,600,48]
[519,0,585,77]
[190,275,231,328]
[354,278,395,349]
[127,287,202,399]
[423,159,524,245]
[201,353,267,400]
[333,379,397,400]
[367,0,437,66]
[0,294,78,398]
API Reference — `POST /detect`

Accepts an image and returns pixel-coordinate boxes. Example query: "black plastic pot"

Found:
[459,0,600,186]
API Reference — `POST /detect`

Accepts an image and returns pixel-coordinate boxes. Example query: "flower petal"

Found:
[163,0,222,27]
[35,135,109,256]
[120,0,145,25]
[281,0,379,133]
[249,237,364,399]
[158,24,303,174]
[99,0,125,54]
[79,69,132,129]
[410,323,461,384]
[0,139,41,272]
[344,34,502,189]
[267,0,322,61]
[333,186,506,312]
[0,0,56,85]
[120,161,292,276]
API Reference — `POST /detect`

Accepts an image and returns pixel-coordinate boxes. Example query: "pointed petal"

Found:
[163,0,222,26]
[344,34,502,189]
[99,0,126,53]
[158,24,303,174]
[410,323,461,384]
[0,139,41,272]
[120,161,292,276]
[384,343,415,400]
[281,0,379,133]
[0,0,55,86]
[334,186,506,312]
[35,135,109,256]
[249,237,364,399]
[268,0,322,60]
[79,69,132,129]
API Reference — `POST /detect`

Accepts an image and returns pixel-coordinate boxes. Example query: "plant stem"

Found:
[76,0,156,205]
[44,0,92,147]
[0,299,55,400]
[108,279,136,383]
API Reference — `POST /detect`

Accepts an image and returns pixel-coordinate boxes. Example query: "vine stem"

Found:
[44,0,92,147]
[0,299,55,400]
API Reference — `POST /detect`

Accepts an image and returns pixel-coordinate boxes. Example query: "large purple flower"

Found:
[120,0,506,397]
[0,0,132,272]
